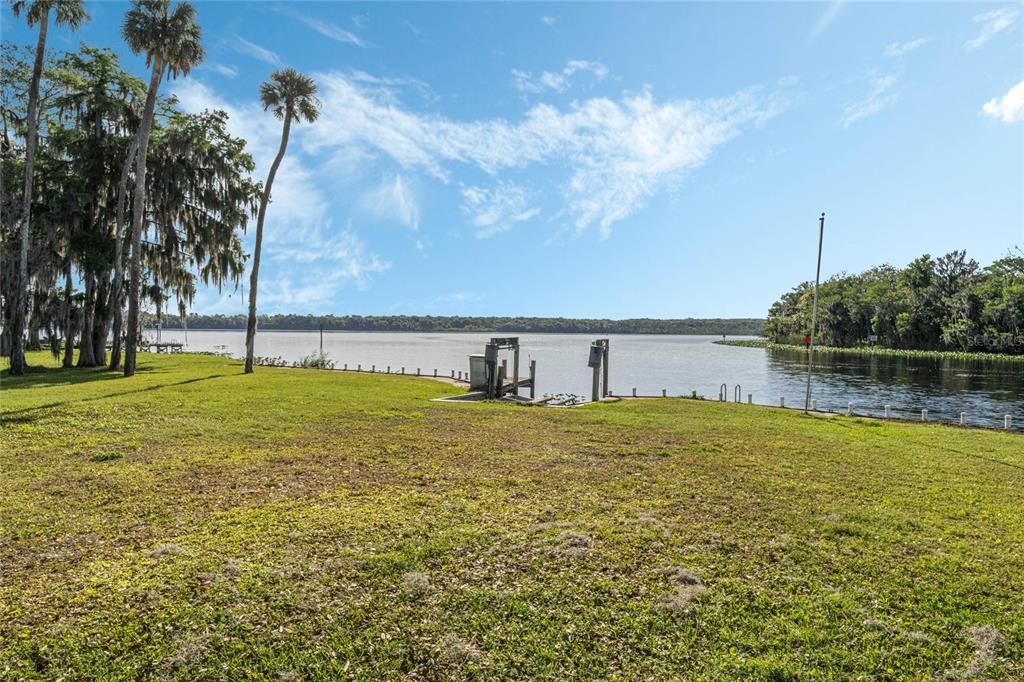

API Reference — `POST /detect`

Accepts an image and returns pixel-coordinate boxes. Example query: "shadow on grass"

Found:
[1,363,165,391]
[1,372,231,423]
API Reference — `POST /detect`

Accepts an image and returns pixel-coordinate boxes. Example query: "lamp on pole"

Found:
[804,212,825,413]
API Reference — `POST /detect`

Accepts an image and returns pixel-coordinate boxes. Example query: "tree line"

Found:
[2,0,317,376]
[151,314,766,336]
[764,250,1024,354]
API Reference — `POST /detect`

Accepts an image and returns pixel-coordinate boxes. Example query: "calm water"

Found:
[151,330,1023,428]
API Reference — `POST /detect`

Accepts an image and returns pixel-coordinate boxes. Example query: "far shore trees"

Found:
[7,0,89,375]
[244,68,320,374]
[121,0,203,377]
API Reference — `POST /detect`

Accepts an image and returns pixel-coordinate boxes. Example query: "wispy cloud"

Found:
[540,15,557,26]
[172,79,388,310]
[982,79,1024,123]
[512,59,608,95]
[210,63,238,78]
[883,37,929,57]
[842,74,898,128]
[304,72,779,237]
[461,183,540,238]
[965,7,1019,51]
[233,35,281,66]
[809,1,844,40]
[360,175,420,229]
[295,14,371,48]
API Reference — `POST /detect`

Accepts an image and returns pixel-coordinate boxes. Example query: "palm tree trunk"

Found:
[9,10,49,375]
[244,112,292,374]
[124,57,164,377]
[62,251,74,368]
[77,273,96,367]
[92,274,109,366]
[109,137,139,371]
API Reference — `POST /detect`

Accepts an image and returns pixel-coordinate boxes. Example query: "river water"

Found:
[151,330,1023,429]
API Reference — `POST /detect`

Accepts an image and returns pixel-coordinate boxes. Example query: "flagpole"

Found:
[804,212,825,413]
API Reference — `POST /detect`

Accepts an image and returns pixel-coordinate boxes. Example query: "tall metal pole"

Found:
[804,212,825,413]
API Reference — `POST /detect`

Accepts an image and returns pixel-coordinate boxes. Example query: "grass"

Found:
[715,338,1024,362]
[2,352,1022,680]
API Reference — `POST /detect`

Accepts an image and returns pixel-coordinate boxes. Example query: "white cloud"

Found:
[841,74,898,128]
[233,35,282,66]
[810,1,844,40]
[513,60,609,95]
[211,63,238,78]
[294,15,371,48]
[965,8,1019,50]
[540,15,557,26]
[305,72,775,237]
[883,37,929,57]
[360,175,420,229]
[461,183,540,238]
[171,79,387,312]
[982,79,1024,123]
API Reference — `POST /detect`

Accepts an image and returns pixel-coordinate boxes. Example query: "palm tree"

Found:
[121,0,203,377]
[244,68,320,374]
[7,0,88,375]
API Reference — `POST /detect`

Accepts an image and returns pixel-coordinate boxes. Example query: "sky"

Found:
[3,1,1023,318]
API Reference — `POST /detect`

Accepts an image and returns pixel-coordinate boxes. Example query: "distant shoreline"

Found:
[715,339,1024,362]
[147,328,761,337]
[144,314,766,336]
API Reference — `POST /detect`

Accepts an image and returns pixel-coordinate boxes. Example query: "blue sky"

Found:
[4,1,1023,318]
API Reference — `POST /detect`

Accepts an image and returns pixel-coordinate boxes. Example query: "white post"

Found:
[811,399,817,411]
[884,405,892,419]
[1006,415,1013,430]
[921,409,927,422]
[847,402,853,416]
[960,411,966,426]
[779,396,785,408]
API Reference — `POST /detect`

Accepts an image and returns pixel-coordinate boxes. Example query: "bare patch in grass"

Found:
[655,565,707,615]
[435,632,482,664]
[150,543,183,559]
[402,571,431,596]
[550,531,593,559]
[944,624,1005,680]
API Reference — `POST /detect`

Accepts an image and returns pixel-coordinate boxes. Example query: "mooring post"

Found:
[592,362,601,403]
[748,394,753,404]
[884,405,892,419]
[847,402,853,416]
[662,388,667,398]
[1006,415,1012,430]
[401,367,405,375]
[921,409,927,421]
[692,390,697,399]
[416,368,420,376]
[529,360,536,399]
[433,369,437,377]
[497,365,506,398]
[450,370,454,378]
[602,340,610,398]
[344,363,347,371]
[811,399,816,411]
[387,365,391,374]
[513,344,520,397]
[357,364,361,371]
[632,387,637,398]
[372,364,375,373]
[780,396,785,408]
[960,411,966,426]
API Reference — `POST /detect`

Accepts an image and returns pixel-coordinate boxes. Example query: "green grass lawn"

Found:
[2,353,1022,680]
